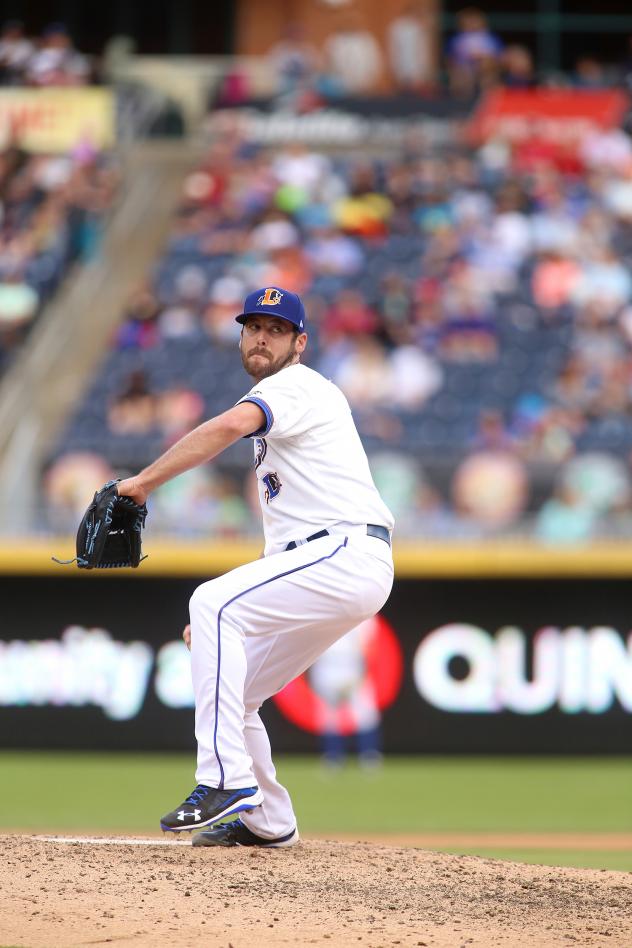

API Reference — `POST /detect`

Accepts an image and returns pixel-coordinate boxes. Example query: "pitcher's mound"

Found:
[2,834,631,947]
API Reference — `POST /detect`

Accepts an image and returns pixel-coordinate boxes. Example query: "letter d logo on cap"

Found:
[258,288,283,307]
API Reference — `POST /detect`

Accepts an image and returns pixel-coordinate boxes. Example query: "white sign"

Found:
[0,626,153,720]
[413,623,632,714]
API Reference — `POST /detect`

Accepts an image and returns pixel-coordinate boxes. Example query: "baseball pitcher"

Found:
[117,286,394,847]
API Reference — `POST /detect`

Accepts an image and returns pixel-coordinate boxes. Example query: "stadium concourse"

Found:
[43,123,632,543]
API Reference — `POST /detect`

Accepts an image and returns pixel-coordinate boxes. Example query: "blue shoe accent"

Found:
[160,785,264,832]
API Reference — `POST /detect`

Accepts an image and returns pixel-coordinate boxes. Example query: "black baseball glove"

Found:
[54,479,148,569]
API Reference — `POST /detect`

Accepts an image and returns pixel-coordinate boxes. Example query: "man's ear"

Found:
[296,332,308,354]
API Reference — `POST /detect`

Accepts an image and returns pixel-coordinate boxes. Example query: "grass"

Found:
[2,753,631,870]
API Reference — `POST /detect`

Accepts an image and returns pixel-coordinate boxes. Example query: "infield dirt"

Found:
[2,834,631,948]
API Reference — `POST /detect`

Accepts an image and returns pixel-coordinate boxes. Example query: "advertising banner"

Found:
[206,106,455,148]
[0,575,630,752]
[469,88,630,143]
[0,88,114,152]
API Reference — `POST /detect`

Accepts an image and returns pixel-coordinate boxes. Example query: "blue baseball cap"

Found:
[236,286,306,332]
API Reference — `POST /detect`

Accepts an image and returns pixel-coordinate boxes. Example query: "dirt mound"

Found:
[2,834,631,947]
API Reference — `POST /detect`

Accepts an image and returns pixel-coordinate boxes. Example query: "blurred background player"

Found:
[310,620,383,770]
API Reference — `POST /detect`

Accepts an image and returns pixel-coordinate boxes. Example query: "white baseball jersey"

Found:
[187,360,394,840]
[238,363,394,555]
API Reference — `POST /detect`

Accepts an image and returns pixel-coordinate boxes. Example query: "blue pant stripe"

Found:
[213,537,349,789]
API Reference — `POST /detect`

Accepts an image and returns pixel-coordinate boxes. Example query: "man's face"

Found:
[239,315,307,381]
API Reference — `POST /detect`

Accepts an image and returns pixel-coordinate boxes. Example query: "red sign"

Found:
[469,88,630,143]
[272,614,404,736]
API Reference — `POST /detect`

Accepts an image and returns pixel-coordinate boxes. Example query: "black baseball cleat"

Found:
[160,784,264,833]
[192,818,299,848]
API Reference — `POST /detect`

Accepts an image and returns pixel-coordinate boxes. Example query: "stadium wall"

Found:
[1,542,631,754]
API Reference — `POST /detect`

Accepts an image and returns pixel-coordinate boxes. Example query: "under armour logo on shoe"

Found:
[177,809,201,821]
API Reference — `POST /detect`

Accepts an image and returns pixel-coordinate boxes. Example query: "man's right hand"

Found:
[183,624,191,650]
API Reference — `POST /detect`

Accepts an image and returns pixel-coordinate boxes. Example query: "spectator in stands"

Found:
[387,2,433,93]
[156,386,205,446]
[446,7,503,98]
[452,450,528,531]
[44,452,115,531]
[572,301,622,367]
[151,468,251,538]
[181,158,229,211]
[304,223,365,277]
[535,483,597,544]
[26,23,89,87]
[115,286,161,350]
[0,20,33,85]
[500,45,536,89]
[151,468,220,536]
[107,370,157,436]
[267,23,320,105]
[438,313,498,361]
[369,452,423,520]
[321,289,379,343]
[580,127,632,174]
[203,275,245,344]
[249,210,299,255]
[439,262,498,362]
[531,250,581,313]
[573,56,608,89]
[513,400,581,466]
[334,162,392,237]
[483,184,532,287]
[0,264,39,365]
[210,472,252,538]
[554,354,599,414]
[272,143,332,200]
[535,453,631,542]
[379,272,413,344]
[571,245,632,312]
[332,334,394,408]
[213,65,251,108]
[156,265,206,340]
[322,10,384,96]
[331,332,441,413]
[259,244,312,296]
[471,410,514,452]
[0,266,38,329]
[383,162,419,234]
[530,180,581,254]
[390,343,443,410]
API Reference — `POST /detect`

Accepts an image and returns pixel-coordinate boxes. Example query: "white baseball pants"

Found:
[188,530,394,839]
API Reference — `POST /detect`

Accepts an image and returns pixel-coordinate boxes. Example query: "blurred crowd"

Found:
[0,143,117,375]
[45,116,632,542]
[0,19,105,375]
[0,7,628,103]
[0,20,92,87]
[215,4,632,108]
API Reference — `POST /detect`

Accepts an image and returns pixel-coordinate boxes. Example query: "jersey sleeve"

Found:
[238,370,313,440]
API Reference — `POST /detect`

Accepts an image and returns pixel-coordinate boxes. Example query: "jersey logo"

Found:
[262,471,282,504]
[254,437,267,471]
[258,288,283,307]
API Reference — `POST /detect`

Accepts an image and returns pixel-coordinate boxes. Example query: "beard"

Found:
[241,338,298,380]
